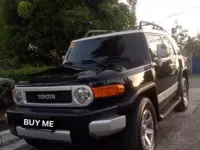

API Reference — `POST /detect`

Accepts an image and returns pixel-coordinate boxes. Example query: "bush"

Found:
[0,66,49,82]
[0,78,14,107]
[0,66,50,107]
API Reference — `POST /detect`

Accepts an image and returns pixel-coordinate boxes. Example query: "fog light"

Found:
[75,87,92,105]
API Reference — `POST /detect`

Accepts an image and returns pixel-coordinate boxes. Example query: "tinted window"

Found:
[146,34,163,58]
[162,36,175,55]
[66,33,149,63]
[170,37,181,55]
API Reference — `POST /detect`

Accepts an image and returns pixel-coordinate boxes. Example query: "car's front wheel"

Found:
[119,97,157,150]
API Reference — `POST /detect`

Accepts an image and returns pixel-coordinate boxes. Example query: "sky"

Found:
[119,0,200,36]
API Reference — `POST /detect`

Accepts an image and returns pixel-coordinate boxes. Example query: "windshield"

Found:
[65,33,150,65]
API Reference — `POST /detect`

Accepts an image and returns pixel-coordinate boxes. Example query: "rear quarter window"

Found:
[169,36,181,55]
[145,34,163,58]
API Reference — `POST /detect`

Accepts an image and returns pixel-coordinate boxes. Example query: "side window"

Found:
[146,34,163,59]
[170,37,181,55]
[162,36,175,55]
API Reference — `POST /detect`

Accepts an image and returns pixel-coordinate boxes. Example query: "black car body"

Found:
[6,22,189,150]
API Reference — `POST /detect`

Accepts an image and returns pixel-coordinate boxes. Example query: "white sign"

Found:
[24,119,54,128]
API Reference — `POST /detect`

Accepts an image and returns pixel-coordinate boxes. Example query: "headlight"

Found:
[74,87,92,105]
[14,89,23,104]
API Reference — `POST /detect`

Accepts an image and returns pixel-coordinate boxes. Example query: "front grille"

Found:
[26,91,72,104]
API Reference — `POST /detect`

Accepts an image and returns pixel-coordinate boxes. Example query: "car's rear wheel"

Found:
[119,97,157,150]
[175,77,189,112]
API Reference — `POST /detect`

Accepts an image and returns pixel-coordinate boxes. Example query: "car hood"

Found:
[22,65,126,85]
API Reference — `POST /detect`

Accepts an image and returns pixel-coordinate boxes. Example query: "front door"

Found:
[146,34,179,104]
[161,35,180,88]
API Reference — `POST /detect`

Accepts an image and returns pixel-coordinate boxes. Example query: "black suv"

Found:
[6,21,189,150]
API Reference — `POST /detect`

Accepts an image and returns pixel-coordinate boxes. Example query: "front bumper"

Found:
[16,126,72,142]
[6,105,126,143]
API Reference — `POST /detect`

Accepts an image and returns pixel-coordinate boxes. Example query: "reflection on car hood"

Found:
[22,65,126,84]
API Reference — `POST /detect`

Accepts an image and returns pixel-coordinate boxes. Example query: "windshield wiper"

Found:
[81,57,108,64]
[63,61,86,71]
[65,57,132,66]
[63,61,75,66]
[104,56,131,62]
[81,57,132,65]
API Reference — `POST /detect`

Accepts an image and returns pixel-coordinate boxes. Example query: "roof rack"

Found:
[84,21,164,37]
[139,21,164,31]
[84,30,116,37]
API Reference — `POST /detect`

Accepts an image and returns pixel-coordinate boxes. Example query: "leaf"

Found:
[17,1,35,19]
[1,0,136,66]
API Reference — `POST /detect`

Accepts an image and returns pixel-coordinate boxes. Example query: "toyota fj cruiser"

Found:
[6,21,189,150]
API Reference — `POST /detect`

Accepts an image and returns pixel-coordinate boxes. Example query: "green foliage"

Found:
[0,0,12,65]
[184,35,200,56]
[171,21,200,56]
[0,67,49,106]
[0,66,49,82]
[0,0,136,67]
[0,78,14,106]
[17,1,35,19]
[171,21,188,50]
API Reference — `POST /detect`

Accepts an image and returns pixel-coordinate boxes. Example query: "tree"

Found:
[171,22,200,57]
[2,0,136,67]
[128,0,137,8]
[184,35,200,56]
[171,21,188,51]
[0,0,15,67]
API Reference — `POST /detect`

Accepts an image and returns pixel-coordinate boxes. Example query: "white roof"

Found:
[72,29,171,42]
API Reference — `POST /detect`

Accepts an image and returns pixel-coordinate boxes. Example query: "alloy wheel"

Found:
[183,84,188,107]
[141,109,155,149]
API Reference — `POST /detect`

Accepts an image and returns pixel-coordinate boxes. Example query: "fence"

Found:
[192,56,200,74]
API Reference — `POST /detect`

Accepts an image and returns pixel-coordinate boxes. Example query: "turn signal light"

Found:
[92,84,125,98]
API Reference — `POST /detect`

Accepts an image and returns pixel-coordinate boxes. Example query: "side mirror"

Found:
[157,44,170,58]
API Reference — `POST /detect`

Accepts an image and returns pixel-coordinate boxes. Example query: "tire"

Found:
[119,97,157,150]
[24,138,62,149]
[175,77,189,112]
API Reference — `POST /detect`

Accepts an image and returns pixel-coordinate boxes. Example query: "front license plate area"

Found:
[22,118,54,130]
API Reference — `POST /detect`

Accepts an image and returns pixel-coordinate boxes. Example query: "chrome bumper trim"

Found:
[16,126,72,143]
[89,116,126,137]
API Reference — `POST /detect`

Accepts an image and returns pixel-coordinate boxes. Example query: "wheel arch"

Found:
[119,82,161,121]
[138,86,161,122]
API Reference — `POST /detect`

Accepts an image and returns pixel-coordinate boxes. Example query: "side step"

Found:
[160,98,181,119]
